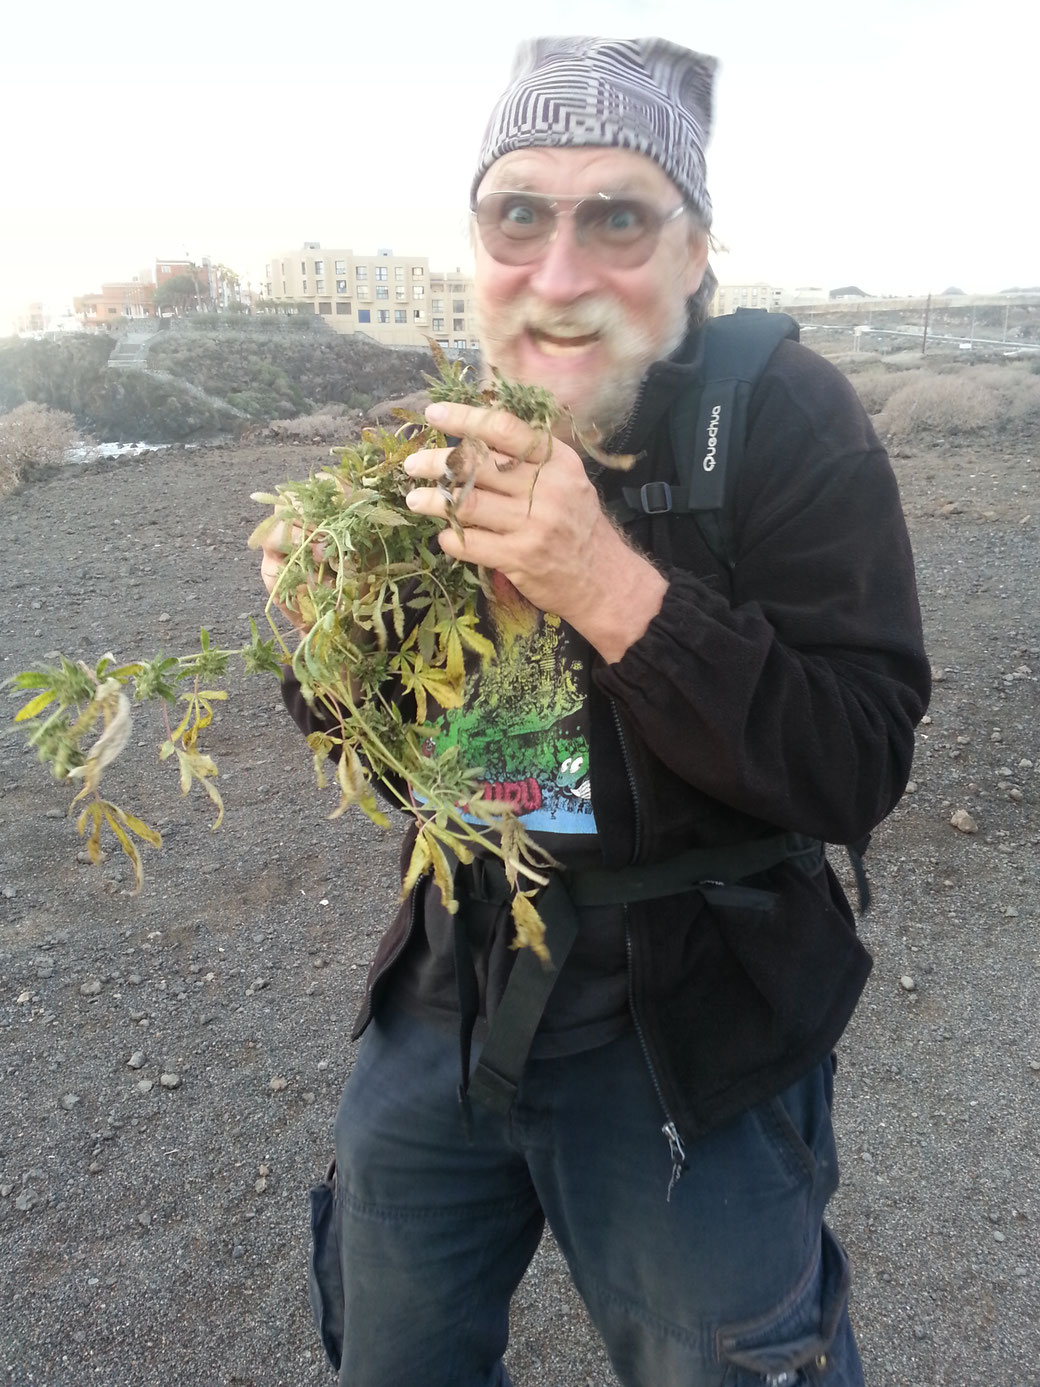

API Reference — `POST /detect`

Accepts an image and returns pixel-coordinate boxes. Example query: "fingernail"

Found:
[425,404,448,424]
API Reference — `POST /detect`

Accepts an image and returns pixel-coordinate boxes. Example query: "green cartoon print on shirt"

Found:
[425,570,597,835]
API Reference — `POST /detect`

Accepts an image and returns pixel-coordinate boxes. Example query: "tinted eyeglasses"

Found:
[472,191,688,268]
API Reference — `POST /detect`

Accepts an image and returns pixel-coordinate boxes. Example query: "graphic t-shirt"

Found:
[392,570,631,1057]
[424,568,599,848]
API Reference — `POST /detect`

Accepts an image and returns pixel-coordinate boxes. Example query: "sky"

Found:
[2,0,1036,331]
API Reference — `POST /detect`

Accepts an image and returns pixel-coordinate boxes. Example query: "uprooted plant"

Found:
[6,346,622,959]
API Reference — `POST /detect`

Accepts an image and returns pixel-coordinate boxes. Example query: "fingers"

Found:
[425,401,553,465]
[403,444,522,491]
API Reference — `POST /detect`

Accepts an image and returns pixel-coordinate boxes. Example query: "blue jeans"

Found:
[320,1006,864,1387]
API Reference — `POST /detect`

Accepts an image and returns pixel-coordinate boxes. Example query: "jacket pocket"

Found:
[307,1158,344,1373]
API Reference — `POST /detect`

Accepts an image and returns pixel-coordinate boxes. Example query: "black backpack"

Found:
[608,306,800,570]
[610,307,872,909]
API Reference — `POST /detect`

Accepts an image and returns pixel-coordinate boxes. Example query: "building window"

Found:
[432,318,444,331]
[395,286,406,301]
[358,309,371,323]
[454,339,467,350]
[336,279,348,294]
[452,299,465,313]
[282,280,287,295]
[356,266,368,279]
[375,266,387,281]
[301,261,307,275]
[394,266,405,281]
[336,302,352,315]
[316,279,325,293]
[451,282,465,293]
[160,264,171,274]
[335,259,346,274]
[412,266,424,277]
[453,318,464,331]
[432,299,443,313]
[302,280,307,294]
[470,340,480,349]
[319,302,332,314]
[413,309,425,322]
[376,286,388,299]
[357,284,369,299]
[377,309,390,323]
[394,309,406,323]
[413,285,425,299]
[432,280,444,292]
[314,259,323,275]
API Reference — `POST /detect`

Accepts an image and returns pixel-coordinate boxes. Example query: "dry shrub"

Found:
[0,402,81,496]
[265,413,356,443]
[874,365,1040,440]
[850,368,925,415]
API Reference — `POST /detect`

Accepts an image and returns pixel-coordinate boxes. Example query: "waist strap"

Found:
[457,832,823,1117]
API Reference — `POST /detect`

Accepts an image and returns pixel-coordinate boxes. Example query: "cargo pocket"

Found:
[716,1224,855,1386]
[307,1158,344,1373]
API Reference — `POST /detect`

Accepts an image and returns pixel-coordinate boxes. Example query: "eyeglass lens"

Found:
[475,193,680,268]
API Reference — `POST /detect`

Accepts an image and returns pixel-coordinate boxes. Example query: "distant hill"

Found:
[0,320,436,442]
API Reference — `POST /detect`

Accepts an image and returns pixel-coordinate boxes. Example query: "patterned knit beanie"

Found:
[472,36,717,227]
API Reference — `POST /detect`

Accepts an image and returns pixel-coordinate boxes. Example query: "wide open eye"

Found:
[498,196,550,238]
[590,200,653,243]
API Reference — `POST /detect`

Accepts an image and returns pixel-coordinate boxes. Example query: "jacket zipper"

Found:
[625,916,687,1200]
[610,699,642,863]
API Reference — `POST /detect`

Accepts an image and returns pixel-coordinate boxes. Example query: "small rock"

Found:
[1028,1060,1040,1072]
[88,1161,102,1174]
[899,975,916,992]
[1009,788,1023,802]
[993,1230,1006,1243]
[232,1243,245,1259]
[79,979,103,996]
[2,884,16,899]
[14,1192,34,1211]
[127,1051,146,1070]
[254,1177,268,1193]
[1004,906,1020,918]
[60,1093,81,1110]
[269,1076,288,1092]
[159,1073,181,1090]
[903,781,917,794]
[136,1079,154,1094]
[950,809,978,834]
[137,1211,152,1227]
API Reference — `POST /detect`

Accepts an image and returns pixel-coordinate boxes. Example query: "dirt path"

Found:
[1,435,1037,1386]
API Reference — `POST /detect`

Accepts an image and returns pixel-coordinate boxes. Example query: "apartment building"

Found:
[710,281,783,316]
[263,244,477,350]
[73,279,156,325]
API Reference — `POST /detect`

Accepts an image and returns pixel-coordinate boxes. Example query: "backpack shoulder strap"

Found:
[614,308,799,568]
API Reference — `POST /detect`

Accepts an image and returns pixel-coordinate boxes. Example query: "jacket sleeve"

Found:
[594,342,931,846]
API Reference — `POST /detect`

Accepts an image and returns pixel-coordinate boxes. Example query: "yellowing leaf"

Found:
[401,833,432,897]
[510,893,550,964]
[103,806,144,893]
[14,691,56,722]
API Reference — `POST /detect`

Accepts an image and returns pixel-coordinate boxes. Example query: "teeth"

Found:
[532,331,599,357]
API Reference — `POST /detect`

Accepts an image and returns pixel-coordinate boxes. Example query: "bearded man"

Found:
[263,35,930,1387]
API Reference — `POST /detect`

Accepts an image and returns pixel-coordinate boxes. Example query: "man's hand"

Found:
[258,521,327,635]
[405,402,668,664]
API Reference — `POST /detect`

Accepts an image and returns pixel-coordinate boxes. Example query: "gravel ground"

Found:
[0,426,1037,1387]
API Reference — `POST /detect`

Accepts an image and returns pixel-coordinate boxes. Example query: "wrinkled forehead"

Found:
[476,146,682,203]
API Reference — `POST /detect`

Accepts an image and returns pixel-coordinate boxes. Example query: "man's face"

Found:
[473,146,709,440]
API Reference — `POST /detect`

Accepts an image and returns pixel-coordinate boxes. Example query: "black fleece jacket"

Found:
[281,328,931,1140]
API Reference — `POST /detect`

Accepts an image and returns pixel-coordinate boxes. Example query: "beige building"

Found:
[710,282,783,316]
[262,244,478,349]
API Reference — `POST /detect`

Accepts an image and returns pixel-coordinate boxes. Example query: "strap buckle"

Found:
[639,480,673,514]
